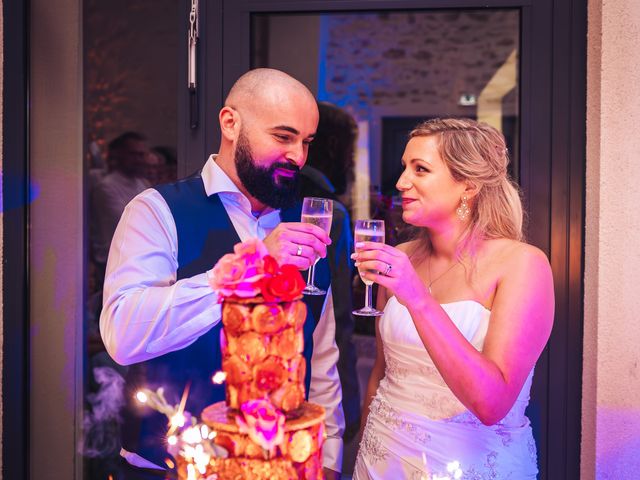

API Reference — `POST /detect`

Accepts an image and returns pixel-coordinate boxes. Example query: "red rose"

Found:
[260,265,305,302]
[263,255,279,275]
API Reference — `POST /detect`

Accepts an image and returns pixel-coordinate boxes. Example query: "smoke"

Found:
[80,366,126,458]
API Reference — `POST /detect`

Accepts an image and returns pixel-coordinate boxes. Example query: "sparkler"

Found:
[211,371,227,384]
[134,386,228,480]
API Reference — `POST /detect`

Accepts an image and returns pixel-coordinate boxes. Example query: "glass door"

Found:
[250,9,520,238]
[82,1,185,477]
[209,1,584,479]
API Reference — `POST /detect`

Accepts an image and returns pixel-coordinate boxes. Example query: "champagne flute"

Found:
[301,197,333,295]
[352,219,385,316]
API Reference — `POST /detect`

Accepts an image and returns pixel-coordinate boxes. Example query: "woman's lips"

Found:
[401,198,416,207]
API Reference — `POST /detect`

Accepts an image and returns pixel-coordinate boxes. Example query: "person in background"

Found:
[141,149,164,186]
[301,101,361,444]
[144,145,178,186]
[353,118,554,479]
[86,131,151,479]
[89,131,150,290]
[100,68,345,479]
[152,145,178,183]
[303,101,358,210]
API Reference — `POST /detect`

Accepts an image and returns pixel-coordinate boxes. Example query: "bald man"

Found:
[100,69,345,479]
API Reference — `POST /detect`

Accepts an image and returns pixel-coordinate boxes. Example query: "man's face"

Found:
[117,140,149,178]
[227,83,319,209]
[143,151,164,185]
[234,128,301,209]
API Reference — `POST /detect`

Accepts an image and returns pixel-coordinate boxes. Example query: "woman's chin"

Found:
[401,211,429,228]
[401,211,417,225]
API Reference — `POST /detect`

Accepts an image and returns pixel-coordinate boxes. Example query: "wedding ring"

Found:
[384,263,392,276]
[296,244,303,256]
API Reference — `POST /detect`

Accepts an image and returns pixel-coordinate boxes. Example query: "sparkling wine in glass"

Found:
[353,219,385,316]
[301,197,333,295]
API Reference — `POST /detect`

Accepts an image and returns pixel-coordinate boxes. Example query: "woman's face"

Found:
[396,135,467,228]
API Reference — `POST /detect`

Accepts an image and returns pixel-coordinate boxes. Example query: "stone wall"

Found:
[320,10,519,119]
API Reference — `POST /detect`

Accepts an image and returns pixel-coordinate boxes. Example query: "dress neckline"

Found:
[439,299,491,313]
[387,296,491,313]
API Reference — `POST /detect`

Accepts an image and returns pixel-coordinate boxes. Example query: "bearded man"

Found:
[100,69,346,479]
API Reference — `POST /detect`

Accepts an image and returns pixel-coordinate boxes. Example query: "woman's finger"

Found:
[354,241,404,257]
[352,250,398,266]
[358,260,395,277]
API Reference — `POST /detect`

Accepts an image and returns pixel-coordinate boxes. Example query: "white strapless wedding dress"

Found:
[354,297,538,480]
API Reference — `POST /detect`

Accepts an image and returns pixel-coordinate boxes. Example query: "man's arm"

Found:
[100,189,220,365]
[308,288,345,474]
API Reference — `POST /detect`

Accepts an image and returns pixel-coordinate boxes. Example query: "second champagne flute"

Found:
[353,219,386,316]
[301,197,333,295]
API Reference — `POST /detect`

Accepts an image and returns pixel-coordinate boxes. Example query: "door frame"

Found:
[1,0,585,478]
[195,1,586,478]
[2,0,31,478]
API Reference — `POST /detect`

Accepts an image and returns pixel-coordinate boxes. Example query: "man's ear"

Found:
[219,106,240,141]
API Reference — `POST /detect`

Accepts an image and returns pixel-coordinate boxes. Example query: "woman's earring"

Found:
[456,195,470,220]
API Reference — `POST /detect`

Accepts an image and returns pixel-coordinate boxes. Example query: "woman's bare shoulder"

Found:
[479,239,554,318]
[482,238,551,274]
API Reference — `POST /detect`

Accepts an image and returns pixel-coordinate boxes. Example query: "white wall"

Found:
[30,0,83,478]
[583,0,640,478]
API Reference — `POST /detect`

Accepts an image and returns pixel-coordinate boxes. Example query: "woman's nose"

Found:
[396,171,411,191]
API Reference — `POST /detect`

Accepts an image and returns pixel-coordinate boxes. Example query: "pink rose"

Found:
[233,238,269,261]
[235,399,285,455]
[209,240,270,298]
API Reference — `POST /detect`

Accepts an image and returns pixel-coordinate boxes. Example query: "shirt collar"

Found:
[202,154,243,197]
[201,154,279,220]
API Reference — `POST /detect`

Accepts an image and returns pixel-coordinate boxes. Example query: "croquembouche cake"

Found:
[139,239,326,480]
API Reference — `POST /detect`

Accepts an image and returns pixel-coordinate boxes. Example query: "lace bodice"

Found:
[354,297,538,479]
[377,297,532,423]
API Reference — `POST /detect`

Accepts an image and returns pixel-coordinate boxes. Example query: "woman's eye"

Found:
[416,165,428,173]
[274,134,290,142]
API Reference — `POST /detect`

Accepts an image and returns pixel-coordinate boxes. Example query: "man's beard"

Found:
[234,132,300,209]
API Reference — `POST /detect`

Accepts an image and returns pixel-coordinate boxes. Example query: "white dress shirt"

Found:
[100,155,345,471]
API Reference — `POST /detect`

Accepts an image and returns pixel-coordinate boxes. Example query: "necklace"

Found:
[427,253,460,294]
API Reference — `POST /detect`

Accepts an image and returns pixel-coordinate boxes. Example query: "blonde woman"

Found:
[353,118,554,479]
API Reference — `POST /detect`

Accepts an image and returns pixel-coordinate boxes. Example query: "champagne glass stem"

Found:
[307,264,314,286]
[365,284,373,310]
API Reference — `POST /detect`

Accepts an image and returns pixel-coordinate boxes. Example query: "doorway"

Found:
[206,1,585,478]
[2,0,585,478]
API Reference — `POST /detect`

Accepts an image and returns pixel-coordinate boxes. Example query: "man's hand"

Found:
[263,222,331,270]
[323,467,341,480]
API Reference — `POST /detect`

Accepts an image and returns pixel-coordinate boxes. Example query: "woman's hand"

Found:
[351,241,429,307]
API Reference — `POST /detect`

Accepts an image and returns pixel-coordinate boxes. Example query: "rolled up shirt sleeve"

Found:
[100,189,221,365]
[309,287,345,472]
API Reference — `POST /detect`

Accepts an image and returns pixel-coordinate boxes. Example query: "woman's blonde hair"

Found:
[408,118,524,256]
